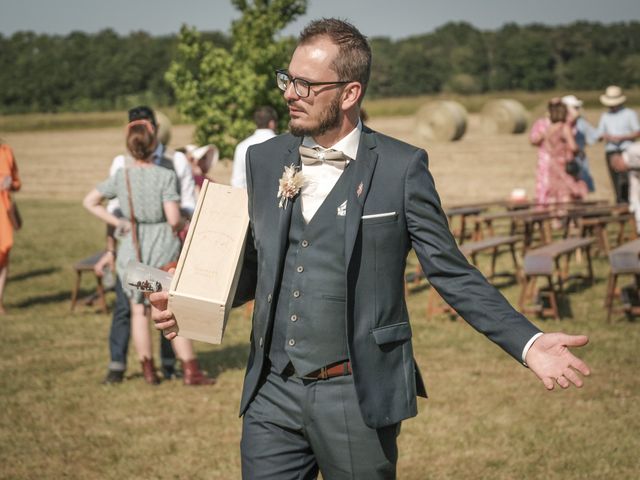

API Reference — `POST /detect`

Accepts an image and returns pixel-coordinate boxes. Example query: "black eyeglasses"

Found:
[275,69,353,98]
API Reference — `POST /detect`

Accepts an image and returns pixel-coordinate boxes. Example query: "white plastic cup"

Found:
[122,260,174,293]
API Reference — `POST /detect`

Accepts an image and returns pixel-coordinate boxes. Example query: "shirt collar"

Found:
[302,119,363,161]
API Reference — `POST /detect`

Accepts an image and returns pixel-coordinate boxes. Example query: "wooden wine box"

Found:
[168,180,249,344]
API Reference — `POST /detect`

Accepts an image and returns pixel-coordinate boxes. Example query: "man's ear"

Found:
[341,82,363,111]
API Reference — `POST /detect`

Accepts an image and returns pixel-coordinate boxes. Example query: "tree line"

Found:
[1,20,639,114]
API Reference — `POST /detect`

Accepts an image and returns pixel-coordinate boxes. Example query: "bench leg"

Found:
[545,275,560,320]
[605,273,617,323]
[585,247,594,284]
[510,243,524,284]
[597,224,610,256]
[519,275,538,314]
[490,247,498,278]
[554,258,564,293]
[95,276,107,314]
[70,271,81,312]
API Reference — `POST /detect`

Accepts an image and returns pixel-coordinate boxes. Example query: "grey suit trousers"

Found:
[241,364,400,480]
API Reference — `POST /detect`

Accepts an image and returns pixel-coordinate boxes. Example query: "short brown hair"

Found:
[254,106,278,129]
[126,124,157,160]
[299,18,372,100]
[548,101,568,124]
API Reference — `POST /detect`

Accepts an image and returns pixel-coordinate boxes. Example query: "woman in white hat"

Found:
[596,85,640,203]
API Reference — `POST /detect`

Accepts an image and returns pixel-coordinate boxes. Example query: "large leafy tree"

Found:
[166,0,306,158]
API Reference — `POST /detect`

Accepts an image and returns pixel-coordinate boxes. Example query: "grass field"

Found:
[1,107,639,479]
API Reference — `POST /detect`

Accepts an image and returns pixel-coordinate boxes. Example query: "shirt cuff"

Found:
[521,332,544,366]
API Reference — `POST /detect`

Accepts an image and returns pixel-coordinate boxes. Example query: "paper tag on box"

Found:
[168,180,249,344]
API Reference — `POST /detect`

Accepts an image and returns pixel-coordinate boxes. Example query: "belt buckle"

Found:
[318,366,328,380]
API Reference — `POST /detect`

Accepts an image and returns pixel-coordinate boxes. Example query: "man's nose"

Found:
[283,81,299,101]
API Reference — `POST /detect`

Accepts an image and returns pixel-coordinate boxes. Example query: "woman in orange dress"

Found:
[0,142,22,314]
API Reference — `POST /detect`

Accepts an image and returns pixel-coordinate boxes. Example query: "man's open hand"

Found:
[525,333,591,390]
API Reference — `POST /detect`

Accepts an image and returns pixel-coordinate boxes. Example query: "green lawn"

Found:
[1,199,638,479]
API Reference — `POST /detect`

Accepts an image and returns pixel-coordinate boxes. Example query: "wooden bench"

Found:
[472,207,555,250]
[519,237,595,319]
[604,238,640,322]
[446,205,486,244]
[418,236,523,320]
[459,234,523,282]
[70,251,109,313]
[573,213,637,256]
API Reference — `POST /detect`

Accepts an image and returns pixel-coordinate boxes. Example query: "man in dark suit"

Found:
[152,18,590,479]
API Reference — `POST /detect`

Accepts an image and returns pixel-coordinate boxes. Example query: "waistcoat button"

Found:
[267,293,272,303]
[290,314,298,322]
[301,240,309,247]
[293,290,300,298]
[259,337,263,347]
[296,266,304,273]
[288,339,295,346]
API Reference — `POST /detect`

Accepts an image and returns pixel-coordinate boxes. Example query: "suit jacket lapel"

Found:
[273,137,302,286]
[345,128,378,267]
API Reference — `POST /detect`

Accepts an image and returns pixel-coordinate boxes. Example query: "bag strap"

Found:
[124,167,141,262]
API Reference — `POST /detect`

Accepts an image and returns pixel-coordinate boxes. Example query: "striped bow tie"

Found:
[299,145,350,168]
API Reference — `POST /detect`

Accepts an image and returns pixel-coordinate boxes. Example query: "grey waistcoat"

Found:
[268,164,355,376]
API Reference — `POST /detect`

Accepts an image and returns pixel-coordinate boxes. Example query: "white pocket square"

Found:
[337,200,347,216]
[361,211,396,219]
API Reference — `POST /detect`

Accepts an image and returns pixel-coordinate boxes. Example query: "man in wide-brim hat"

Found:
[597,85,640,203]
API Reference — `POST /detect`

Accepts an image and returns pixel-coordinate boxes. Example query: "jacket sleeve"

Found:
[404,148,542,362]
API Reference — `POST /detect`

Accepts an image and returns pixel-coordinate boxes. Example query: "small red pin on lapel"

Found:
[356,182,364,198]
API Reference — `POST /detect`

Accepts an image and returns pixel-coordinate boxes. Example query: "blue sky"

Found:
[1,0,639,39]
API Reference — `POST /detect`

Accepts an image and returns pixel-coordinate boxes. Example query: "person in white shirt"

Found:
[231,106,277,188]
[597,86,640,203]
[611,142,640,233]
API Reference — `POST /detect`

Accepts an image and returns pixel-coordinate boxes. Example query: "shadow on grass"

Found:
[198,344,251,378]
[9,267,61,282]
[14,288,95,308]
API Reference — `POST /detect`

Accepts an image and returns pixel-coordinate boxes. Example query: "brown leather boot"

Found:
[182,359,215,386]
[141,357,160,385]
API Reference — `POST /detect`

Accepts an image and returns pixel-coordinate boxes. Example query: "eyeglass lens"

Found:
[276,72,309,98]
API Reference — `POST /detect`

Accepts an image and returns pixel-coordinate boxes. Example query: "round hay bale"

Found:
[415,101,467,142]
[155,110,172,146]
[480,99,528,134]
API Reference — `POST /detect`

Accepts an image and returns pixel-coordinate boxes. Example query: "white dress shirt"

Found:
[300,121,362,223]
[232,128,277,188]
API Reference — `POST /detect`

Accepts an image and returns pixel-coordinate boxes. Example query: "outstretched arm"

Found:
[525,333,591,390]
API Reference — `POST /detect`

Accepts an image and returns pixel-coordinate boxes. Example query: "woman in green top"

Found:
[84,119,213,386]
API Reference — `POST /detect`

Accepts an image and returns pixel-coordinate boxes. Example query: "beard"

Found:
[289,91,342,138]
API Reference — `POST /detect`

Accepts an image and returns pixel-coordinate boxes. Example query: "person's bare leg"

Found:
[171,336,195,361]
[131,302,152,360]
[0,258,8,314]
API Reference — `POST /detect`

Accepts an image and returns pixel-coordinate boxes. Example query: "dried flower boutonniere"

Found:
[277,164,305,209]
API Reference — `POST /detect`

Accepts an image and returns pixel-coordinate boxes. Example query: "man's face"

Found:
[285,36,344,138]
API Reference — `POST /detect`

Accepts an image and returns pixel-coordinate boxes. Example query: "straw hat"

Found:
[600,85,626,107]
[185,144,219,174]
[561,95,583,109]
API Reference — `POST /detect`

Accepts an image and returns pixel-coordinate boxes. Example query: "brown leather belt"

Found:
[301,360,352,380]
